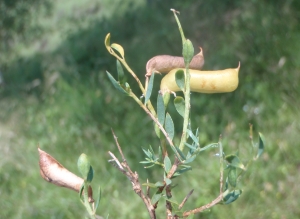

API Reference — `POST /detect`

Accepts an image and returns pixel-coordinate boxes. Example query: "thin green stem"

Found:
[105,36,156,117]
[160,137,168,159]
[82,182,96,219]
[129,90,183,159]
[171,8,191,152]
[130,91,173,146]
[179,66,191,151]
[171,9,186,44]
[117,58,157,117]
[110,52,145,94]
[219,138,224,194]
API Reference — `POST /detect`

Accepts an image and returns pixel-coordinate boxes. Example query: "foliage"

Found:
[37,8,264,219]
[0,0,53,51]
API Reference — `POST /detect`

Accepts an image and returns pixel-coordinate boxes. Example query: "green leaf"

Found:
[106,71,128,95]
[173,166,192,177]
[165,178,172,186]
[116,60,125,85]
[104,33,111,51]
[228,167,237,187]
[174,96,185,117]
[158,146,162,162]
[187,129,199,147]
[151,193,163,204]
[224,178,229,192]
[144,164,156,168]
[183,155,196,164]
[142,148,151,158]
[86,166,94,183]
[157,93,165,125]
[140,160,152,164]
[155,181,164,187]
[77,154,91,180]
[149,146,158,160]
[199,143,219,152]
[111,43,125,59]
[165,113,174,140]
[124,82,130,92]
[94,186,101,211]
[172,146,186,161]
[79,183,84,200]
[223,189,242,204]
[163,92,170,108]
[145,72,155,104]
[225,154,246,170]
[142,183,157,188]
[164,156,172,174]
[175,69,185,91]
[183,39,194,65]
[257,132,265,159]
[162,196,178,206]
[184,143,197,151]
[154,123,161,138]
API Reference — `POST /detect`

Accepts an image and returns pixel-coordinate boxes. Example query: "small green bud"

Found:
[77,153,91,180]
[162,92,170,108]
[183,39,194,65]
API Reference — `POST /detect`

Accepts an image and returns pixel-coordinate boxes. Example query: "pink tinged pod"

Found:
[146,47,204,76]
[38,148,84,192]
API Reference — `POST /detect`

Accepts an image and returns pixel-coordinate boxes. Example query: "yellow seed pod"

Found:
[160,63,240,94]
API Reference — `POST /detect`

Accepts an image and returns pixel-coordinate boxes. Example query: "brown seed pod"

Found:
[38,148,84,192]
[145,47,204,76]
[160,63,240,95]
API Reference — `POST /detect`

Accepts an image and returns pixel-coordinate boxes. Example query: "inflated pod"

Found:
[38,148,84,192]
[146,47,204,76]
[160,63,240,95]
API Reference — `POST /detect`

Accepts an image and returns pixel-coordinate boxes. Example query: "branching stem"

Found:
[109,130,156,219]
[129,90,184,159]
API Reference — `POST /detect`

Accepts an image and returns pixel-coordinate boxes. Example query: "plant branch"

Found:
[82,181,96,219]
[218,137,224,194]
[129,91,181,156]
[178,66,191,151]
[153,157,181,210]
[109,130,156,219]
[182,139,224,217]
[171,8,191,151]
[182,194,223,217]
[170,9,185,44]
[178,189,194,210]
[105,34,156,116]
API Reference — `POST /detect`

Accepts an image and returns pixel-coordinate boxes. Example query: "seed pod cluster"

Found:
[146,47,204,76]
[160,63,240,95]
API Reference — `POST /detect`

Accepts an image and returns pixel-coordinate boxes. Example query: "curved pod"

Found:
[146,47,204,76]
[38,148,84,192]
[160,64,240,94]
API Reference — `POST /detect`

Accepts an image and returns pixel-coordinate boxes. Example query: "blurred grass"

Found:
[1,0,300,218]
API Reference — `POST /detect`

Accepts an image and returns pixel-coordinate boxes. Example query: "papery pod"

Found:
[145,47,204,76]
[38,148,84,192]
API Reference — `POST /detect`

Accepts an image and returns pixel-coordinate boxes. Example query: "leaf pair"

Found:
[105,33,125,60]
[140,146,162,168]
[106,60,130,96]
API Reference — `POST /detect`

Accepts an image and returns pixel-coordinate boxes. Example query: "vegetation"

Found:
[1,0,300,218]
